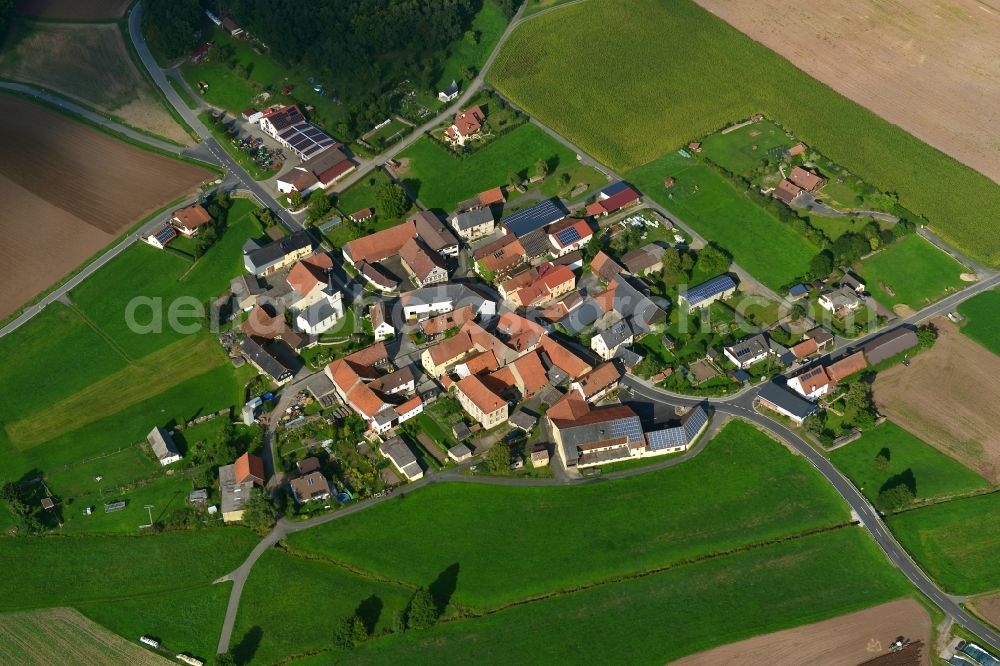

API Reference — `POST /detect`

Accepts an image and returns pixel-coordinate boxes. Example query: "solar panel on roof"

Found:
[683,275,737,305]
[555,227,581,246]
[504,198,567,237]
[600,181,631,198]
[609,417,642,444]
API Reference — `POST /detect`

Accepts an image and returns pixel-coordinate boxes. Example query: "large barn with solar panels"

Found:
[547,217,594,256]
[258,105,338,160]
[678,274,738,309]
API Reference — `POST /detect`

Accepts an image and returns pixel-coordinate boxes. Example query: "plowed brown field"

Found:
[694,0,1000,185]
[674,597,930,666]
[874,318,1000,482]
[0,95,210,319]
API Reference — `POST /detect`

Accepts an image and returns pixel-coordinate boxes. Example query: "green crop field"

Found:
[700,119,793,176]
[829,421,989,505]
[889,492,1000,594]
[860,235,966,309]
[232,550,412,665]
[398,123,578,212]
[0,530,256,660]
[628,152,817,289]
[287,421,850,608]
[340,529,911,664]
[957,289,1000,357]
[487,0,1000,267]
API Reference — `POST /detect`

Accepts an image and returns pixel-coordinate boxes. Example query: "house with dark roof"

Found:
[370,302,395,341]
[503,198,567,237]
[620,243,665,276]
[585,182,641,217]
[147,427,181,466]
[548,398,644,469]
[860,327,918,365]
[240,336,293,385]
[591,251,626,283]
[591,318,635,361]
[399,237,448,287]
[756,382,817,425]
[723,333,773,369]
[276,147,356,195]
[679,275,737,309]
[450,206,495,241]
[379,437,423,481]
[400,283,497,322]
[243,230,314,276]
[290,472,331,504]
[259,105,336,160]
[409,211,459,257]
[643,405,710,454]
[438,80,460,103]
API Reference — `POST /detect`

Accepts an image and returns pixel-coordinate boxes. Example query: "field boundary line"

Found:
[64,303,134,363]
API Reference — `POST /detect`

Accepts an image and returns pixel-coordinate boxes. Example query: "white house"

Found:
[723,334,772,369]
[786,365,833,401]
[296,292,344,335]
[370,302,395,342]
[144,225,177,250]
[818,286,862,316]
[147,427,181,466]
[438,80,459,103]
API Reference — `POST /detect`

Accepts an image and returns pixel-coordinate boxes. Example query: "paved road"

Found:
[0,80,187,154]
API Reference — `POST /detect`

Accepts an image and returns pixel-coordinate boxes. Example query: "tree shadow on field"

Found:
[879,468,917,496]
[355,595,383,635]
[233,626,263,665]
[429,563,460,616]
[877,447,891,464]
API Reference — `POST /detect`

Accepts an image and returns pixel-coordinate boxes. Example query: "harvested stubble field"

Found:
[0,95,209,319]
[0,22,189,143]
[970,592,1000,631]
[674,597,930,666]
[0,607,170,665]
[14,0,132,19]
[874,319,1000,483]
[487,0,1000,267]
[693,0,1000,187]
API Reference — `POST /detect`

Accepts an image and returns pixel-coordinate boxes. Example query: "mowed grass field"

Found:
[398,123,576,212]
[829,421,989,506]
[287,421,851,608]
[0,22,188,143]
[434,0,509,91]
[859,235,966,309]
[700,118,793,175]
[340,529,912,665]
[628,152,817,289]
[889,492,1000,594]
[487,0,1000,267]
[958,288,1000,357]
[233,550,413,665]
[0,608,170,666]
[0,530,258,659]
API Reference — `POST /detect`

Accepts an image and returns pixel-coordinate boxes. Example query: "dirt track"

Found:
[694,0,1000,185]
[673,597,930,666]
[874,318,1000,482]
[0,95,209,319]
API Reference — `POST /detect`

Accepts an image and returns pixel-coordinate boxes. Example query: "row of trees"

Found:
[194,191,232,258]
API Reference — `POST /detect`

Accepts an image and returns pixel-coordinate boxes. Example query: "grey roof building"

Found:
[679,275,738,309]
[611,277,667,333]
[240,336,293,384]
[503,197,567,237]
[723,333,772,369]
[861,327,919,365]
[644,405,709,451]
[147,427,181,465]
[448,443,472,462]
[453,207,494,232]
[756,382,817,425]
[243,230,313,275]
[596,318,635,351]
[379,436,424,481]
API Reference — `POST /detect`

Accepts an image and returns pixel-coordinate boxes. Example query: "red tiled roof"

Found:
[171,204,212,230]
[479,186,505,206]
[825,351,867,382]
[594,187,640,214]
[428,331,474,366]
[464,350,500,375]
[447,105,485,138]
[550,402,637,429]
[509,351,548,397]
[540,336,592,379]
[591,251,625,282]
[547,217,593,249]
[585,202,606,217]
[317,158,355,184]
[574,361,622,399]
[350,207,374,222]
[346,381,386,418]
[546,391,591,421]
[421,305,474,336]
[234,452,264,484]
[790,338,819,359]
[457,374,505,414]
[474,234,525,275]
[399,236,445,281]
[286,254,331,296]
[395,395,423,416]
[789,166,825,192]
[540,264,575,291]
[346,341,388,367]
[343,220,415,264]
[774,179,803,204]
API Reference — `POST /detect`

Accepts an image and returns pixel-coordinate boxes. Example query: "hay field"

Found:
[0,607,170,665]
[0,95,209,319]
[874,318,1000,482]
[694,0,1000,186]
[14,0,131,19]
[0,22,189,143]
[674,597,930,666]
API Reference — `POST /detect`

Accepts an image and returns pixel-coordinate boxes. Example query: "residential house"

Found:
[144,225,177,249]
[438,80,459,103]
[840,271,866,294]
[786,365,832,400]
[231,274,265,312]
[290,472,331,504]
[474,234,525,280]
[818,286,862,316]
[591,318,635,361]
[789,337,819,360]
[723,333,773,369]
[789,166,827,192]
[502,198,567,238]
[370,302,395,342]
[295,291,344,335]
[258,105,336,160]
[218,453,265,522]
[861,327,918,365]
[420,305,475,340]
[444,105,486,146]
[756,382,816,425]
[547,217,593,257]
[242,304,305,350]
[495,311,546,353]
[147,427,181,466]
[325,343,422,433]
[399,237,448,287]
[620,243,665,276]
[488,350,548,401]
[457,186,505,213]
[585,182,641,217]
[275,147,356,195]
[539,334,593,381]
[571,360,623,403]
[400,283,496,322]
[501,263,576,308]
[379,436,423,481]
[805,326,835,350]
[409,211,459,257]
[240,336,293,385]
[788,283,809,301]
[785,142,807,157]
[773,179,803,205]
[350,208,374,223]
[679,275,737,310]
[450,207,495,241]
[243,230,314,276]
[448,443,472,462]
[591,251,626,283]
[170,204,213,237]
[455,374,508,429]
